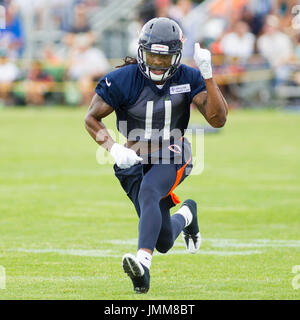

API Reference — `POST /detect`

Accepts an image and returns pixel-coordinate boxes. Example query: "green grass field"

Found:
[0,106,299,300]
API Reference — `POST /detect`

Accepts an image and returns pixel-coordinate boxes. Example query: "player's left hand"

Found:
[193,43,212,79]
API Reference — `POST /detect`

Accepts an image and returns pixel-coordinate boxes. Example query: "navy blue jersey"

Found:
[95,63,206,142]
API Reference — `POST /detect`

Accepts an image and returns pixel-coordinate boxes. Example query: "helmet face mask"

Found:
[138,48,182,82]
[137,18,183,82]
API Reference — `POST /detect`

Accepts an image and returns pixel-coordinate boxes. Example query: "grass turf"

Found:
[0,106,299,299]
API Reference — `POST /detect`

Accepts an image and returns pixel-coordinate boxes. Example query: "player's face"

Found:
[146,52,172,75]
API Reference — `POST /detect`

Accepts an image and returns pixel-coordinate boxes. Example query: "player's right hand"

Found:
[110,143,143,169]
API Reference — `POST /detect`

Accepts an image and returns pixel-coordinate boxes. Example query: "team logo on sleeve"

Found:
[105,78,111,87]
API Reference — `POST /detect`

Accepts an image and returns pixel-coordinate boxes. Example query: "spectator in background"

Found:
[293,35,300,62]
[242,0,273,36]
[25,61,54,105]
[42,44,66,82]
[138,0,156,25]
[292,36,300,86]
[46,0,75,31]
[168,0,193,21]
[257,14,294,86]
[168,0,197,61]
[79,0,99,10]
[0,49,19,105]
[273,0,299,34]
[67,34,110,105]
[209,0,249,28]
[42,45,65,67]
[64,3,95,49]
[220,20,255,62]
[155,0,171,17]
[68,3,91,33]
[289,35,300,86]
[0,0,24,59]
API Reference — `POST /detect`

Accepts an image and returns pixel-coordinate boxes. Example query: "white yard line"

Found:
[8,248,119,257]
[156,249,263,256]
[103,238,300,248]
[6,247,263,257]
[5,238,299,258]
[9,275,107,281]
[205,238,300,248]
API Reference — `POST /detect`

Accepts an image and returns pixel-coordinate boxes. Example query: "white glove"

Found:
[193,43,212,79]
[110,143,143,169]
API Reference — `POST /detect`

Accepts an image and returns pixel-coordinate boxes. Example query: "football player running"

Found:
[85,17,228,294]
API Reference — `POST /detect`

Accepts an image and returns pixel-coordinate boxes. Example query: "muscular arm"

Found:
[192,78,228,128]
[84,93,115,151]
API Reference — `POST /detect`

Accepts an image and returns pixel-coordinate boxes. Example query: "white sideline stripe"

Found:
[6,248,262,257]
[102,239,137,245]
[5,238,300,258]
[11,275,107,281]
[164,249,263,256]
[8,248,119,257]
[205,238,300,248]
[103,238,300,248]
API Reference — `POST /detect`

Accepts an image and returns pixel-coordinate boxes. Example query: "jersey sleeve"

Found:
[95,68,127,110]
[95,64,144,111]
[189,67,206,100]
[175,64,206,103]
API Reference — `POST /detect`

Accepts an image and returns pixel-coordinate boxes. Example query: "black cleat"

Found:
[181,199,201,254]
[122,253,150,294]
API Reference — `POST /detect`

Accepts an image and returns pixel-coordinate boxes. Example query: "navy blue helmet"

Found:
[137,17,183,82]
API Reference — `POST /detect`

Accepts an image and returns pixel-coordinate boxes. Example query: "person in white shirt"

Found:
[257,15,293,68]
[220,21,256,62]
[0,50,19,104]
[67,34,110,105]
[257,15,294,86]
